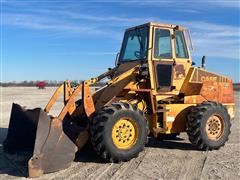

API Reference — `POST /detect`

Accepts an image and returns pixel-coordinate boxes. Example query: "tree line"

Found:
[0,80,106,87]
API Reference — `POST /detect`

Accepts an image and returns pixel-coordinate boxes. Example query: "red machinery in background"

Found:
[36,81,46,89]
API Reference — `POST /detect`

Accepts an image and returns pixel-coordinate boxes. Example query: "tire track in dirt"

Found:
[200,144,240,180]
[87,163,115,180]
[177,151,208,180]
[115,137,210,180]
[85,161,125,180]
[128,149,183,179]
[82,149,148,180]
[87,163,123,180]
[62,160,120,180]
[109,150,148,180]
[50,162,102,180]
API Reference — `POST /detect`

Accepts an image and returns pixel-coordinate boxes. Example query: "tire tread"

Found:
[90,102,148,162]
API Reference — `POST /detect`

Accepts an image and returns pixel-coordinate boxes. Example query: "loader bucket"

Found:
[3,103,78,178]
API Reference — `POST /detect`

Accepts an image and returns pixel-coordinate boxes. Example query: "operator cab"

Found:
[118,22,192,94]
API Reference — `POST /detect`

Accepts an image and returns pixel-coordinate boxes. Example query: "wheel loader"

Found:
[4,22,235,177]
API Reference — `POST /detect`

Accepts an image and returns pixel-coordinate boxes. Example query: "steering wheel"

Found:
[134,51,141,59]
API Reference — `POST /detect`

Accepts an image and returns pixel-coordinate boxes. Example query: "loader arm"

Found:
[45,64,137,119]
[28,80,96,177]
[44,66,117,118]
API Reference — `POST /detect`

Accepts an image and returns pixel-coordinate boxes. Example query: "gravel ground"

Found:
[0,87,239,180]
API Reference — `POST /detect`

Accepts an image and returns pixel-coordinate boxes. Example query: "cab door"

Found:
[152,27,174,92]
[151,26,192,93]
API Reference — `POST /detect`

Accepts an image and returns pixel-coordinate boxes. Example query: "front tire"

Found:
[90,102,148,162]
[187,102,231,150]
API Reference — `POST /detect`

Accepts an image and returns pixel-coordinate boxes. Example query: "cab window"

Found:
[174,30,189,58]
[119,27,148,62]
[154,29,172,59]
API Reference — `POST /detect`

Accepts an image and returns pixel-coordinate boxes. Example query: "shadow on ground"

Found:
[74,142,106,163]
[0,128,29,177]
[146,137,199,151]
[0,127,197,178]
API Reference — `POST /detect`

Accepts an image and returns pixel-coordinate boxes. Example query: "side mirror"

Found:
[115,52,120,66]
[192,61,196,66]
[201,56,206,69]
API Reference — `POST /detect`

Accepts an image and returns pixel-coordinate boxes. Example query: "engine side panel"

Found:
[182,67,234,104]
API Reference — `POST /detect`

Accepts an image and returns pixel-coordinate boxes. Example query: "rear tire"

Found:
[90,102,148,162]
[187,102,231,150]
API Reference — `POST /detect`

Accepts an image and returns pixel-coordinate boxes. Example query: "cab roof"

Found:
[125,22,186,31]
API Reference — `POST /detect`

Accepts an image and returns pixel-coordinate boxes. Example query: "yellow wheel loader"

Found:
[4,22,235,177]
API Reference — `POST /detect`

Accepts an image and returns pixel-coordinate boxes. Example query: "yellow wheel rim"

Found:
[112,117,138,150]
[205,114,224,141]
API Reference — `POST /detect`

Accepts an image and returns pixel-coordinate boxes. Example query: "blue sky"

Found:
[1,0,240,82]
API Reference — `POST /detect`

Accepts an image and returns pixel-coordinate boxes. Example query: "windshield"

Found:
[119,27,149,62]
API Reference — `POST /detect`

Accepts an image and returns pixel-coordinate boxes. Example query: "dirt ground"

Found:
[0,87,239,180]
